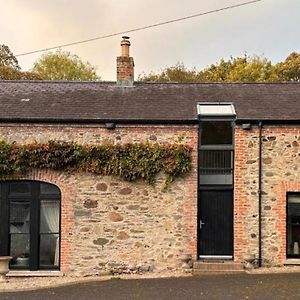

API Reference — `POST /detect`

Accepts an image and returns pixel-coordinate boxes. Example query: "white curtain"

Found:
[40,201,60,266]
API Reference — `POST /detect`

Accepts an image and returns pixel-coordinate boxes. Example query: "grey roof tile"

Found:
[0,81,299,122]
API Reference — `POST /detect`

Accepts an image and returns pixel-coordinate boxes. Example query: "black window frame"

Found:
[286,192,300,259]
[198,119,235,188]
[0,180,61,271]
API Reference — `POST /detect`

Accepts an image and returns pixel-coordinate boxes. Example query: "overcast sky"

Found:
[1,0,300,80]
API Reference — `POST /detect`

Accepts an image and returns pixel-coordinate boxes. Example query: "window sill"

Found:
[7,270,64,277]
[284,259,300,265]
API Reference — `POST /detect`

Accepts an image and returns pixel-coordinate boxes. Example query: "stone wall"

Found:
[0,124,198,276]
[234,126,300,266]
[2,122,298,273]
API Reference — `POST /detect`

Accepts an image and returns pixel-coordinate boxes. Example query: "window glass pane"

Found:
[287,194,300,257]
[9,182,31,196]
[201,121,232,145]
[10,234,30,267]
[199,150,233,185]
[199,173,233,185]
[199,150,233,170]
[4,181,61,270]
[40,183,60,196]
[198,104,236,116]
[289,195,300,204]
[10,202,30,233]
[40,201,60,233]
[39,234,59,267]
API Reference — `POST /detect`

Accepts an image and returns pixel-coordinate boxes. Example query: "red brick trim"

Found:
[234,128,253,261]
[184,134,198,259]
[22,169,76,273]
[276,181,300,263]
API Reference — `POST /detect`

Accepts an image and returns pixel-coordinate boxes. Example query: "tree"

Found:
[0,44,41,80]
[0,66,41,80]
[139,63,200,82]
[140,54,300,83]
[198,55,278,82]
[275,52,300,81]
[33,51,100,81]
[0,44,20,70]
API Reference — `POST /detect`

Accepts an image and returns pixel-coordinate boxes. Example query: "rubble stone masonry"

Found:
[234,126,300,266]
[0,124,198,276]
[1,123,298,275]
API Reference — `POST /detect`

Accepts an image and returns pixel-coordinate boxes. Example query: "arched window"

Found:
[0,180,61,270]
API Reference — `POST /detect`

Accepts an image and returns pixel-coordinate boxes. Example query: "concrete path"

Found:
[1,273,300,300]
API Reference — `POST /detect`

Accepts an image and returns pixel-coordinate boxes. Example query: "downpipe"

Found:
[258,121,263,267]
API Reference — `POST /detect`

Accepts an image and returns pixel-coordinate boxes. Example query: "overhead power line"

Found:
[15,0,262,57]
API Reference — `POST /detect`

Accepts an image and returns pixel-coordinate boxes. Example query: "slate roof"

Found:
[0,80,299,123]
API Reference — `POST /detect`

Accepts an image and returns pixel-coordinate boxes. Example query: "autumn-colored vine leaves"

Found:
[0,141,192,187]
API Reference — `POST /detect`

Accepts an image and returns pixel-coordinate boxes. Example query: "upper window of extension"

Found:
[197,103,236,146]
[201,121,233,145]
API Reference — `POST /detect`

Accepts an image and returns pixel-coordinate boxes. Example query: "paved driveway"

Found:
[1,273,300,300]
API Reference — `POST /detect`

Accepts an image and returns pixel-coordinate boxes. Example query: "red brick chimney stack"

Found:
[117,36,134,86]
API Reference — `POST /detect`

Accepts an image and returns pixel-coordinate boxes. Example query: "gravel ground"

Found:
[0,271,190,292]
[247,265,300,274]
[1,273,300,300]
[1,266,300,292]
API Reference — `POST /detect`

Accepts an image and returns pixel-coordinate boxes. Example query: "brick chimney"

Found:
[117,36,134,86]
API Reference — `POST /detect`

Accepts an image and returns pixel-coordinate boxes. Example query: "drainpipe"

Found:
[258,121,263,267]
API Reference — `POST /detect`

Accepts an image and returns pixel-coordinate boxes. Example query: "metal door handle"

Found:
[200,220,205,229]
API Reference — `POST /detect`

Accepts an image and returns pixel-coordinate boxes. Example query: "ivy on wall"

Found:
[0,140,192,186]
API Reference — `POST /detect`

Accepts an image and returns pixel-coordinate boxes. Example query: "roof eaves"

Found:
[0,117,199,125]
[235,119,300,125]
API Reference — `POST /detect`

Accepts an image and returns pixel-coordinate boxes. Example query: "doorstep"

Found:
[7,270,64,277]
[193,260,245,275]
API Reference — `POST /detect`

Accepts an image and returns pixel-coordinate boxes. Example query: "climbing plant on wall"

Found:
[0,141,192,186]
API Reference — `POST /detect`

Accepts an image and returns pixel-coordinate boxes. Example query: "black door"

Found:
[198,190,233,257]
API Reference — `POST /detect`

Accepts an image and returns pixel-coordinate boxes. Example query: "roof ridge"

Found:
[0,80,300,85]
[134,81,300,85]
[0,80,115,84]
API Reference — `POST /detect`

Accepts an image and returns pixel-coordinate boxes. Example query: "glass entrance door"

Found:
[9,182,31,268]
[287,193,300,258]
[0,180,61,270]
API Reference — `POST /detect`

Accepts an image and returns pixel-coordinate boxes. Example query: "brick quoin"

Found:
[23,169,75,273]
[234,127,253,262]
[276,181,300,263]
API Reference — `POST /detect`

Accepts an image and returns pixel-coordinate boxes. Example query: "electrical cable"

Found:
[15,0,262,57]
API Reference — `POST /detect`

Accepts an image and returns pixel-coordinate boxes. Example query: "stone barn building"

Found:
[0,38,299,276]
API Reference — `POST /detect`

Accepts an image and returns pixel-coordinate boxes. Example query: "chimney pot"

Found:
[120,36,131,57]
